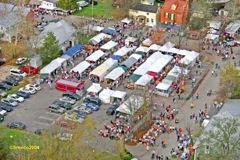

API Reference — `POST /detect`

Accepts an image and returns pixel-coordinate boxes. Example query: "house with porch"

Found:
[160,0,189,28]
[0,2,34,42]
[129,0,160,26]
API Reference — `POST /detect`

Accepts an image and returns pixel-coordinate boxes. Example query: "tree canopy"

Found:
[198,117,240,160]
[37,32,60,65]
[57,0,78,10]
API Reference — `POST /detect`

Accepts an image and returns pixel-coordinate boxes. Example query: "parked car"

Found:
[1,98,18,107]
[59,96,76,105]
[25,84,41,91]
[16,57,28,65]
[106,105,118,115]
[6,74,23,82]
[62,91,81,101]
[83,97,101,105]
[77,1,89,7]
[74,110,87,119]
[0,59,5,66]
[0,89,7,97]
[15,91,30,98]
[87,103,100,111]
[19,87,36,94]
[79,104,93,114]
[7,121,26,130]
[2,78,18,86]
[0,82,12,91]
[0,102,13,112]
[49,105,66,114]
[0,109,7,116]
[10,68,27,77]
[7,94,25,103]
[18,65,38,74]
[52,100,72,110]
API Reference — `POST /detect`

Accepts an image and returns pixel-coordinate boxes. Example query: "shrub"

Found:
[120,149,132,160]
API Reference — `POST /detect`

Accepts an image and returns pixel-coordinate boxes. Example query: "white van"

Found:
[10,69,27,77]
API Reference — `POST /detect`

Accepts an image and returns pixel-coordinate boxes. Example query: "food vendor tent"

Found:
[63,44,83,57]
[111,91,127,102]
[136,46,149,53]
[142,38,152,47]
[100,40,118,50]
[169,48,180,54]
[89,33,111,45]
[121,18,132,24]
[105,67,125,81]
[102,58,118,70]
[149,44,161,50]
[103,28,116,35]
[155,79,173,97]
[129,53,142,60]
[90,65,109,81]
[87,83,102,94]
[121,57,138,68]
[70,61,90,73]
[116,95,144,115]
[86,50,105,62]
[129,74,141,82]
[148,55,173,73]
[40,60,61,77]
[179,51,200,67]
[135,74,153,86]
[99,88,115,103]
[159,41,175,52]
[113,46,135,57]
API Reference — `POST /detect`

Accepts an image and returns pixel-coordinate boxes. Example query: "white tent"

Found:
[61,54,72,60]
[135,74,153,86]
[87,83,102,94]
[40,61,61,74]
[159,41,175,52]
[177,49,188,56]
[149,44,161,50]
[113,46,135,57]
[156,81,172,91]
[121,18,132,24]
[116,95,144,115]
[169,48,180,54]
[142,38,152,46]
[90,64,109,81]
[126,36,137,42]
[71,61,90,73]
[155,79,173,97]
[111,91,127,101]
[205,34,219,41]
[100,40,118,50]
[180,51,200,67]
[148,55,173,73]
[105,67,125,81]
[207,20,221,33]
[129,54,142,60]
[89,33,111,45]
[99,88,115,103]
[84,25,104,32]
[225,20,240,35]
[136,46,149,53]
[52,57,66,65]
[86,50,105,62]
[102,58,118,70]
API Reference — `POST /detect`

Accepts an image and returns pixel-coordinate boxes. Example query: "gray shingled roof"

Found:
[39,20,76,45]
[0,2,30,28]
[130,4,158,13]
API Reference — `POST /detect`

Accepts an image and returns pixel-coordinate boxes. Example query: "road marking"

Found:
[34,121,51,126]
[45,111,60,116]
[39,116,54,121]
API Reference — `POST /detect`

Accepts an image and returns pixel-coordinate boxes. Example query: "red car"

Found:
[18,65,38,74]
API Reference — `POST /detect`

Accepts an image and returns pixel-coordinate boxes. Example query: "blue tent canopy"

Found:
[110,55,122,60]
[103,29,115,35]
[164,24,180,30]
[63,44,83,57]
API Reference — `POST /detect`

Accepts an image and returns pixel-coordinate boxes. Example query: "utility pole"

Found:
[92,0,94,19]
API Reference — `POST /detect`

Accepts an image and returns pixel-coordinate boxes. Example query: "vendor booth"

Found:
[103,28,116,35]
[90,65,109,82]
[148,55,173,74]
[102,58,118,71]
[113,46,135,57]
[121,57,138,69]
[155,79,173,97]
[111,91,127,104]
[99,88,115,104]
[70,61,90,74]
[100,40,118,50]
[142,38,152,47]
[125,36,137,46]
[63,44,83,58]
[104,67,125,83]
[86,50,105,63]
[136,46,149,53]
[87,83,102,94]
[121,18,132,24]
[149,44,161,51]
[168,48,180,55]
[116,95,144,115]
[159,41,175,53]
[135,74,153,89]
[89,33,111,45]
[179,51,200,68]
[205,34,219,44]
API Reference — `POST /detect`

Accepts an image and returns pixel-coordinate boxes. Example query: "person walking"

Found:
[190,102,194,109]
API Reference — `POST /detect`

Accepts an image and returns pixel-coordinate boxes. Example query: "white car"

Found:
[1,98,18,107]
[10,69,27,77]
[16,57,28,65]
[7,94,24,103]
[19,87,36,94]
[25,84,41,91]
[59,96,76,105]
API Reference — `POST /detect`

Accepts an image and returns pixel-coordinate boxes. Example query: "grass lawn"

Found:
[75,0,114,19]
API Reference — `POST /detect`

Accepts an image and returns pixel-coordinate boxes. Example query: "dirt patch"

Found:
[126,120,153,146]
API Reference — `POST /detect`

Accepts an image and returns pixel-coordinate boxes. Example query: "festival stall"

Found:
[142,38,152,47]
[87,83,102,94]
[179,51,200,68]
[136,46,149,53]
[121,18,132,25]
[104,67,125,83]
[63,44,83,58]
[90,64,109,82]
[111,91,127,104]
[70,61,91,74]
[99,88,115,104]
[155,79,173,97]
[86,50,105,63]
[148,55,173,75]
[89,33,111,45]
[159,41,175,53]
[40,60,62,78]
[113,46,135,57]
[100,40,118,50]
[135,74,153,89]
[149,44,161,51]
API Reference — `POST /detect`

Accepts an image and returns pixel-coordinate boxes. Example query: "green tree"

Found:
[217,62,240,101]
[189,17,206,30]
[198,117,240,160]
[57,0,78,10]
[37,32,60,65]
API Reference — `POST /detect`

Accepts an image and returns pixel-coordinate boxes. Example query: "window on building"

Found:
[147,12,149,15]
[147,18,149,22]
[170,13,175,20]
[151,19,154,22]
[164,12,169,18]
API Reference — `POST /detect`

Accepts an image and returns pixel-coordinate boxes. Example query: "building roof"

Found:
[0,2,30,28]
[28,0,42,5]
[130,4,158,13]
[39,20,76,45]
[162,0,188,14]
[225,20,240,34]
[218,99,240,117]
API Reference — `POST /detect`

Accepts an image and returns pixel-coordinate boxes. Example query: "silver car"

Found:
[59,96,76,105]
[1,98,18,107]
[0,89,7,97]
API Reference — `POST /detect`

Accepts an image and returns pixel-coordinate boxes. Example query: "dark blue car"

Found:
[0,102,13,112]
[7,121,26,130]
[15,91,30,98]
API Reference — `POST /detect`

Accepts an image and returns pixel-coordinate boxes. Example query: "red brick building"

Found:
[160,0,189,27]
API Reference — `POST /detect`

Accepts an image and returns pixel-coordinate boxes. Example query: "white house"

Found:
[38,20,77,52]
[39,0,58,10]
[129,0,160,26]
